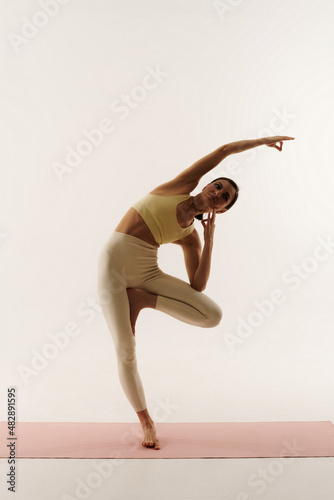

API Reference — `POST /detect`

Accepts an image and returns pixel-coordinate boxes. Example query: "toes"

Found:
[142,441,154,447]
[142,431,160,449]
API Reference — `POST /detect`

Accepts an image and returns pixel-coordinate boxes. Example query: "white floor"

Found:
[1,457,334,499]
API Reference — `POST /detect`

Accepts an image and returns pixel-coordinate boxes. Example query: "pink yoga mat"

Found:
[1,421,334,459]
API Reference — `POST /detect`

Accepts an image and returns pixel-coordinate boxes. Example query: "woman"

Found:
[97,135,294,450]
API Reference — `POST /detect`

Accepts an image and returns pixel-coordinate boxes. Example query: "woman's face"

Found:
[202,180,236,214]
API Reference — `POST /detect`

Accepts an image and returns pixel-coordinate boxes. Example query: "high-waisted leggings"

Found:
[96,231,222,412]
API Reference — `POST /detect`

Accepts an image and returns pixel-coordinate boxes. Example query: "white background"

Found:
[1,0,334,429]
[1,2,334,499]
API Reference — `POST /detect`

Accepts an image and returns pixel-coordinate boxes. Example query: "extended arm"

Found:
[223,135,294,156]
[177,135,295,184]
[154,136,294,194]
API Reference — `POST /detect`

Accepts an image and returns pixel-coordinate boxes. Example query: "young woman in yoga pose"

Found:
[97,135,294,450]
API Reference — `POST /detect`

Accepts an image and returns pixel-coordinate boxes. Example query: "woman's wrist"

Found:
[224,135,294,156]
[204,238,214,249]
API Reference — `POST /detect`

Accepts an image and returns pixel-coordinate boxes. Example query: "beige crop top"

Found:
[131,193,195,245]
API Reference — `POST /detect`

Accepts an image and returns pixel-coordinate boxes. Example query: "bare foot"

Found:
[126,288,157,336]
[142,423,160,450]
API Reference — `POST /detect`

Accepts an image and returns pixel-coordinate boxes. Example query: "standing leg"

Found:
[97,284,148,413]
[97,246,160,449]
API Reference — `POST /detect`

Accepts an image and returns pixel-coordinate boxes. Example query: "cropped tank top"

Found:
[131,193,195,245]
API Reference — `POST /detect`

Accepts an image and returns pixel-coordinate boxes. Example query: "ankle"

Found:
[143,421,155,431]
[137,408,154,428]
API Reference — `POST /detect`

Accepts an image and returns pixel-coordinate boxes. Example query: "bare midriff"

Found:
[114,208,160,247]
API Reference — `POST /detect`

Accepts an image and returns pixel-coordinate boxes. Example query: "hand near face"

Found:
[201,209,216,244]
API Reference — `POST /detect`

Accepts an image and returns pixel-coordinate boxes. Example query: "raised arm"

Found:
[177,135,295,184]
[151,136,294,195]
[223,135,294,156]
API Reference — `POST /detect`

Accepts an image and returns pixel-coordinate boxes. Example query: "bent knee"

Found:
[206,304,223,328]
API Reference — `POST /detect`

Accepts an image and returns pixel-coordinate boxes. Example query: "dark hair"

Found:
[195,177,239,220]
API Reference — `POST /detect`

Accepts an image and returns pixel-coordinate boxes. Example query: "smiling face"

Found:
[202,179,237,214]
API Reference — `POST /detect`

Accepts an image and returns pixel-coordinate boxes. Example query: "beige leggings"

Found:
[97,231,222,412]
